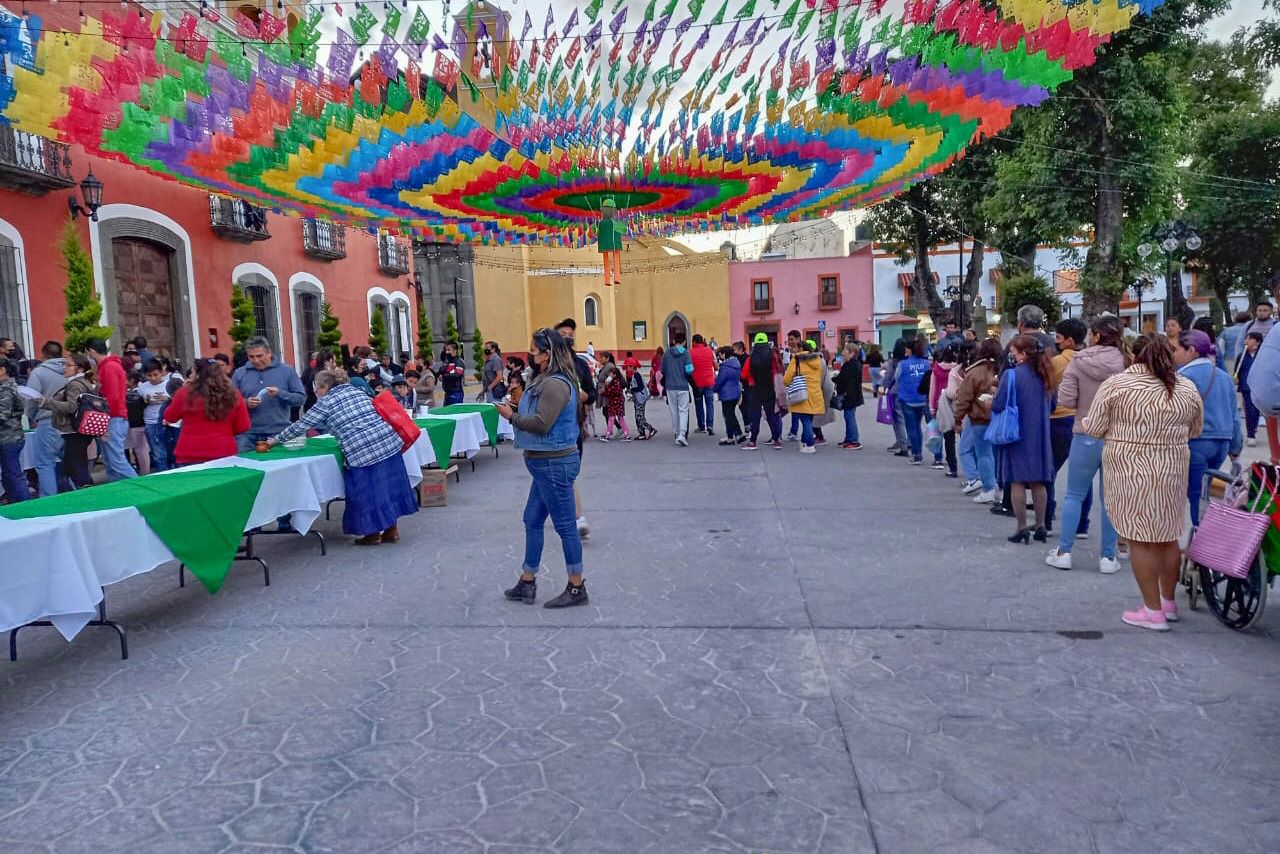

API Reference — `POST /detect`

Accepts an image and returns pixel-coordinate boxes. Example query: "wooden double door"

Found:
[112,237,180,359]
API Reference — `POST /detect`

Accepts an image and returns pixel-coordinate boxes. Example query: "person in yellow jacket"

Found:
[783,339,828,454]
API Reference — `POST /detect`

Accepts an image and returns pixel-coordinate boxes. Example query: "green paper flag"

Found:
[383,5,402,37]
[661,0,679,18]
[643,0,656,21]
[709,1,728,26]
[351,4,378,45]
[689,0,705,19]
[818,10,837,40]
[779,0,800,30]
[796,9,816,38]
[736,0,757,20]
[586,0,604,23]
[407,8,431,43]
[716,71,733,94]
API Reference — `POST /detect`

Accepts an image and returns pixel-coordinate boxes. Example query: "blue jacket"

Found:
[714,356,742,401]
[232,359,306,434]
[513,373,579,453]
[1248,324,1280,417]
[1179,358,1242,453]
[661,346,693,391]
[895,356,931,406]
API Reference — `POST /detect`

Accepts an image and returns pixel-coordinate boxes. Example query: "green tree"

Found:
[471,327,485,380]
[999,273,1061,327]
[984,0,1229,319]
[228,284,256,353]
[416,302,433,360]
[864,181,950,328]
[369,307,388,355]
[445,309,461,352]
[60,220,113,352]
[317,301,343,349]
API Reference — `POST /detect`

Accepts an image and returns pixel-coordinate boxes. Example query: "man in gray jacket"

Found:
[661,333,694,446]
[26,341,69,496]
[231,337,306,453]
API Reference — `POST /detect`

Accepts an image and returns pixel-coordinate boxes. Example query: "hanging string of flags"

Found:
[0,0,1165,246]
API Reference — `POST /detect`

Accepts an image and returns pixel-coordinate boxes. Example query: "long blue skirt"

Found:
[342,452,418,536]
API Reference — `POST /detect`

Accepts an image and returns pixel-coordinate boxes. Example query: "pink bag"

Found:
[1186,471,1275,579]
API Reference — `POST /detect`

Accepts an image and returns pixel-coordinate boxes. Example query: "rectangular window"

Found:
[819,275,840,309]
[245,284,278,352]
[0,244,23,347]
[752,280,772,313]
[632,320,647,342]
[296,292,320,363]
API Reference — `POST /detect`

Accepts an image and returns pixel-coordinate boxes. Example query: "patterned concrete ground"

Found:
[2,405,1278,853]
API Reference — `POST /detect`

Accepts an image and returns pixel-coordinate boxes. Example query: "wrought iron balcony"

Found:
[0,127,74,194]
[209,195,270,242]
[301,218,346,260]
[378,234,411,276]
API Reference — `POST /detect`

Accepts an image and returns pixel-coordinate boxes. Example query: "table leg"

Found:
[9,591,127,661]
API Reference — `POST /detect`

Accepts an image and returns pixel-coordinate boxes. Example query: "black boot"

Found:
[544,581,589,609]
[504,576,537,605]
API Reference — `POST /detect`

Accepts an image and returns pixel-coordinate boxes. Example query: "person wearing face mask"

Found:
[1172,329,1242,525]
[496,328,590,609]
[41,354,98,489]
[554,318,596,541]
[482,341,506,403]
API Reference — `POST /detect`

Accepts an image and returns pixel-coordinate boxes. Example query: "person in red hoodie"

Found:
[87,339,137,481]
[689,334,718,436]
[165,359,252,464]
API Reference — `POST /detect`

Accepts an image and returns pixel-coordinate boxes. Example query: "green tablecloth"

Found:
[414,418,458,469]
[240,436,343,464]
[0,468,265,594]
[433,403,499,446]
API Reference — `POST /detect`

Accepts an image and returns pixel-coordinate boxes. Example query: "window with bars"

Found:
[295,291,320,363]
[243,282,279,352]
[819,275,840,309]
[752,280,772,313]
[0,244,24,348]
[584,295,599,327]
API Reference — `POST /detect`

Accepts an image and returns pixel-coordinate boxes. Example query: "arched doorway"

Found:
[664,312,689,347]
[111,237,177,358]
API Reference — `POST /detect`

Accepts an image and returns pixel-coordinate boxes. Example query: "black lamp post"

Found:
[68,169,104,221]
[1130,277,1152,333]
[1138,221,1202,329]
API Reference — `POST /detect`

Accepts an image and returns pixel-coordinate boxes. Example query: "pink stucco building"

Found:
[727,247,875,349]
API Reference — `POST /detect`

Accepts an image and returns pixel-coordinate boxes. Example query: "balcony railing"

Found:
[301,219,346,260]
[209,195,270,242]
[0,127,74,194]
[378,234,411,276]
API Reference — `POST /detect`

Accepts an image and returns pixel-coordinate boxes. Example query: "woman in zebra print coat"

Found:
[1083,334,1203,632]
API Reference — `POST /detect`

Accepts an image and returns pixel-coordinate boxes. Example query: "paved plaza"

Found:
[2,411,1279,853]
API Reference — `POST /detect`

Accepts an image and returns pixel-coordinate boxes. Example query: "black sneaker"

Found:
[544,582,589,609]
[893,450,909,458]
[504,577,537,605]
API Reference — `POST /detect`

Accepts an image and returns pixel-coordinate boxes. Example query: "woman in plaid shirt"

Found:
[270,370,417,545]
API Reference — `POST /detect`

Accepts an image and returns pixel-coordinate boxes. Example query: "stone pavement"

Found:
[2,407,1278,853]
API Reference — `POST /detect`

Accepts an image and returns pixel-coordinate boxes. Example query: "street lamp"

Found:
[67,169,104,221]
[1138,221,1202,329]
[1130,277,1152,333]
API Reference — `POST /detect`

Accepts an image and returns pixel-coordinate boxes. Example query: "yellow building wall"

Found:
[473,240,731,356]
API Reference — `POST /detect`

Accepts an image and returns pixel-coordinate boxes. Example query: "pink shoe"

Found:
[1161,598,1179,622]
[1122,606,1170,632]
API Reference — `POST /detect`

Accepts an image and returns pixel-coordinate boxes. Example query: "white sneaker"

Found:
[676,434,688,447]
[1099,557,1121,575]
[785,434,799,442]
[1045,550,1073,570]
[1248,437,1258,447]
[972,490,996,504]
[961,479,981,494]
[799,445,817,454]
[1076,532,1090,540]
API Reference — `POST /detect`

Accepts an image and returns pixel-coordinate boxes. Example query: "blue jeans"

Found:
[958,418,977,481]
[694,387,715,431]
[970,422,997,490]
[444,390,465,405]
[522,452,583,577]
[902,402,926,458]
[892,395,908,448]
[1188,437,1231,526]
[1,440,28,502]
[1057,434,1117,558]
[842,408,859,444]
[796,413,815,446]
[101,417,137,481]
[33,420,65,497]
[144,423,170,473]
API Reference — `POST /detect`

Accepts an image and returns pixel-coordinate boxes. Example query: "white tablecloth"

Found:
[1,446,427,640]
[498,417,514,441]
[426,413,486,458]
[0,509,173,640]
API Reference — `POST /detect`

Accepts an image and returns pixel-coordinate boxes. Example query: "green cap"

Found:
[805,339,818,351]
[601,197,616,209]
[753,332,769,345]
